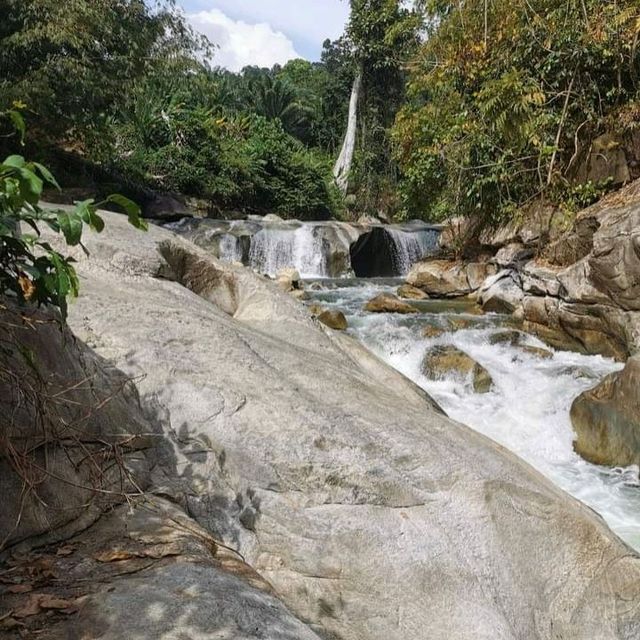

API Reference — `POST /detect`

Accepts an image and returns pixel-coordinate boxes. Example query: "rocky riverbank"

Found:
[405,179,640,471]
[2,212,640,638]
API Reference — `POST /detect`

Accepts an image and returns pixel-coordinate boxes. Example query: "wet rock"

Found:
[519,345,554,359]
[571,355,640,467]
[290,289,309,301]
[263,213,284,223]
[397,284,429,300]
[448,317,479,331]
[144,193,191,221]
[422,324,448,339]
[407,260,497,297]
[277,268,302,292]
[421,345,494,393]
[317,310,348,331]
[477,270,524,314]
[364,293,418,314]
[489,330,526,346]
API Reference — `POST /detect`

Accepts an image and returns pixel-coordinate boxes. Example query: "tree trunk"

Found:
[333,66,363,195]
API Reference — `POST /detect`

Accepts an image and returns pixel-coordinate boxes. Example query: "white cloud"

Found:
[188,9,303,71]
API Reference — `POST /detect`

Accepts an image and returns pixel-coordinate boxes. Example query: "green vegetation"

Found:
[1,0,639,231]
[394,0,640,225]
[0,1,352,220]
[0,110,146,318]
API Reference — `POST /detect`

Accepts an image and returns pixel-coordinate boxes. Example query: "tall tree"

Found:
[333,0,421,206]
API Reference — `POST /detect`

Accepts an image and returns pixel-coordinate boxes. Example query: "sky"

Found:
[178,1,350,72]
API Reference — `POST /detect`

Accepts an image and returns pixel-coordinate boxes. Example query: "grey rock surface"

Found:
[407,259,497,297]
[477,270,524,314]
[39,211,640,640]
[571,355,640,468]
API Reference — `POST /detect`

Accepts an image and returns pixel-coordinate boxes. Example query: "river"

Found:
[305,277,640,551]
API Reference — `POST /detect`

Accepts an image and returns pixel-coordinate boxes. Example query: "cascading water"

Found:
[249,224,328,278]
[218,233,243,263]
[306,279,640,551]
[172,218,442,278]
[386,228,440,275]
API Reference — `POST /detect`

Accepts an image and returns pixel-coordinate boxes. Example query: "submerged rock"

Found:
[397,283,429,300]
[571,355,640,467]
[317,309,348,331]
[422,345,494,393]
[422,324,448,339]
[448,316,480,331]
[520,345,554,359]
[489,330,526,346]
[364,293,418,314]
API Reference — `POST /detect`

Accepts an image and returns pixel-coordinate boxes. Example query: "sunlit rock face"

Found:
[572,355,640,468]
[35,211,640,640]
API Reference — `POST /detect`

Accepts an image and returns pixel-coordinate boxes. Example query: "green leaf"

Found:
[8,111,26,145]
[74,199,104,232]
[33,162,61,190]
[16,167,43,204]
[57,210,83,246]
[105,194,148,230]
[3,155,26,169]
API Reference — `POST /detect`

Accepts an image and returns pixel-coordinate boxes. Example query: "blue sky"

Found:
[177,1,350,71]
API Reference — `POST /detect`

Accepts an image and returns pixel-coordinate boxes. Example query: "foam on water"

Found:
[308,278,640,550]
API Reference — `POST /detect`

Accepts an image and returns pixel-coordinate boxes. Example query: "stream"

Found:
[305,277,640,551]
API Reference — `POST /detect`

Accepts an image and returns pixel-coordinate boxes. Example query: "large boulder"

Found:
[2,498,320,640]
[407,259,496,297]
[571,356,640,467]
[32,212,640,640]
[317,309,348,331]
[398,283,429,300]
[491,243,534,267]
[477,270,524,314]
[421,345,494,393]
[480,202,562,250]
[364,293,418,314]
[0,305,154,549]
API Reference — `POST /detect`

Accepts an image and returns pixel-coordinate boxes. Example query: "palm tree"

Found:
[243,74,313,140]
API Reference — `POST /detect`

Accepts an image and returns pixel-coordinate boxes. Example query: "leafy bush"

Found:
[394,0,640,225]
[111,106,340,219]
[0,111,146,318]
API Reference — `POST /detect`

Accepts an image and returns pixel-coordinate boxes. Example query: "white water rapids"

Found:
[307,278,640,551]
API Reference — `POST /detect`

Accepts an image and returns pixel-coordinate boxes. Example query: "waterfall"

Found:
[386,228,440,276]
[218,233,243,263]
[171,218,443,279]
[248,225,328,278]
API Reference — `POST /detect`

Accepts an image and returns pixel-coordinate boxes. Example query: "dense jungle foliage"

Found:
[394,0,640,224]
[1,0,639,226]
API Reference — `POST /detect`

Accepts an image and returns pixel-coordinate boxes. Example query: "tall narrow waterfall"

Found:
[249,225,328,278]
[218,233,243,263]
[386,228,440,275]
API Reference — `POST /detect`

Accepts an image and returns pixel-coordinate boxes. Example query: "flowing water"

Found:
[249,225,328,278]
[306,277,640,551]
[215,222,440,278]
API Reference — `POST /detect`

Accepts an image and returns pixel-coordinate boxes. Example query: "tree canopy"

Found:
[393,0,640,224]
